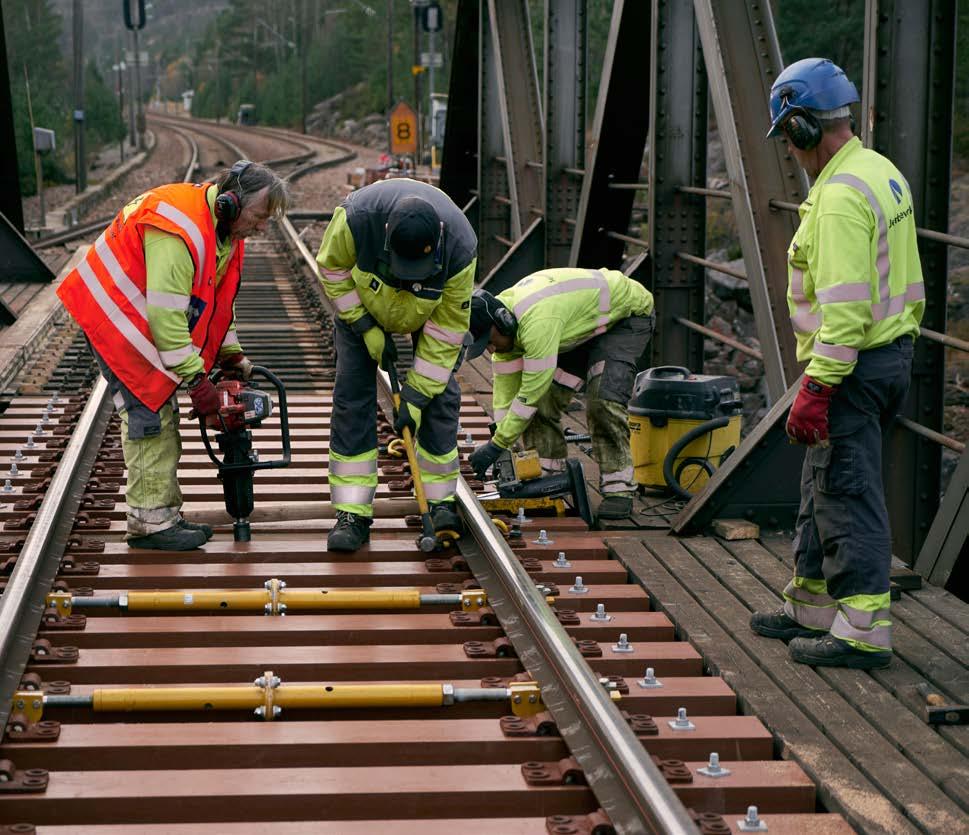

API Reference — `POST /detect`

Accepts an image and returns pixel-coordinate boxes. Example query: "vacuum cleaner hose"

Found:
[662,416,731,501]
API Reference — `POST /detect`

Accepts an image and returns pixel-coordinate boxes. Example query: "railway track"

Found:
[0,136,856,833]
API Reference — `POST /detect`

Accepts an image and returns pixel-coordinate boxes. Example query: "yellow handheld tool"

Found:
[387,364,438,553]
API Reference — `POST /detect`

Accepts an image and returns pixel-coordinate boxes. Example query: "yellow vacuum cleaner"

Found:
[628,366,742,499]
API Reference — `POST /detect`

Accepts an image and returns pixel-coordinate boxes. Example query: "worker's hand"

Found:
[187,374,220,418]
[786,376,836,445]
[219,352,254,380]
[469,440,504,478]
[394,399,422,438]
[362,327,397,370]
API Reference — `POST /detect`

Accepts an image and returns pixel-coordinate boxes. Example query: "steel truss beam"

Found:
[569,0,651,270]
[647,1,707,371]
[0,5,24,234]
[693,0,807,403]
[864,0,955,565]
[478,0,543,283]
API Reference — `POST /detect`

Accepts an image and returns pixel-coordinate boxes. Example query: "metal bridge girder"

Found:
[693,0,807,403]
[648,0,708,371]
[478,0,544,282]
[863,0,955,565]
[569,0,652,271]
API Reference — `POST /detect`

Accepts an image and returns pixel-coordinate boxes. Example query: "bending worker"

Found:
[317,178,477,551]
[57,161,290,550]
[466,268,655,522]
[749,58,924,670]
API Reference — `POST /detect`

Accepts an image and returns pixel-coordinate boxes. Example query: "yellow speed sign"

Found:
[389,101,418,156]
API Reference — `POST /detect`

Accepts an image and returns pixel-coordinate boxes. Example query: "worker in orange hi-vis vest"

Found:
[56,161,290,550]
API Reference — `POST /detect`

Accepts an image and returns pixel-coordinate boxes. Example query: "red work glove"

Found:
[786,376,837,445]
[219,352,254,380]
[187,375,220,418]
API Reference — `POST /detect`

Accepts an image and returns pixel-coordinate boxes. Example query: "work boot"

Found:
[750,609,825,643]
[327,510,372,552]
[429,501,464,535]
[127,525,208,551]
[789,634,892,670]
[177,517,214,540]
[596,495,634,521]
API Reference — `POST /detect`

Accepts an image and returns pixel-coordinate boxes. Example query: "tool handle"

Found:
[392,391,430,517]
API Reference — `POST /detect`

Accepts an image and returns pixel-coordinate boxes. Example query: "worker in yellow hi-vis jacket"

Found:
[316,178,477,552]
[749,58,924,670]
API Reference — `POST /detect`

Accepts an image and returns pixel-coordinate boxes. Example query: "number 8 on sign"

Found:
[389,101,418,156]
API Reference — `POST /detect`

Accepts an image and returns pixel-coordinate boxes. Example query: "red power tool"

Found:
[205,379,273,432]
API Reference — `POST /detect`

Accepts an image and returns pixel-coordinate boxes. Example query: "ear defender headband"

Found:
[215,160,254,223]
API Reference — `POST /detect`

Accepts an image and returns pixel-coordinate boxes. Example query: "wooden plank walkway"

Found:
[608,533,969,835]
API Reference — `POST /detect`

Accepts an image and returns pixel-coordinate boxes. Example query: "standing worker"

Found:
[57,161,290,550]
[317,178,477,551]
[749,58,924,669]
[465,268,655,523]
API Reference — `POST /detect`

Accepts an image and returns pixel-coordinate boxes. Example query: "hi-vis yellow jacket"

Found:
[787,137,924,385]
[491,268,654,449]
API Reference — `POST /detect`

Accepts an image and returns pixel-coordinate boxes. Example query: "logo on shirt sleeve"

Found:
[889,179,903,204]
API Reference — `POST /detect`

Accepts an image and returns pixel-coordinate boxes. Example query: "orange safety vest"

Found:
[57,183,244,413]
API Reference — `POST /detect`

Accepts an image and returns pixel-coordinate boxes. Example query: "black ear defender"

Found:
[492,303,517,337]
[780,92,823,151]
[215,160,253,222]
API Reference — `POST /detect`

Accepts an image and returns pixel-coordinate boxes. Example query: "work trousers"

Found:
[92,347,183,538]
[783,336,914,652]
[522,313,654,496]
[329,318,462,515]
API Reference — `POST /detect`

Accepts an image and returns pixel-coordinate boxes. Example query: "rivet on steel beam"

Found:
[638,667,663,689]
[612,633,633,653]
[553,551,571,568]
[41,411,50,425]
[698,752,731,778]
[278,604,287,615]
[25,435,35,449]
[254,706,266,718]
[51,391,60,402]
[254,676,267,688]
[34,423,45,437]
[533,529,552,545]
[8,462,17,477]
[569,576,588,595]
[272,706,282,718]
[465,431,474,446]
[2,479,12,493]
[515,507,530,524]
[590,603,612,622]
[14,448,23,461]
[669,707,696,731]
[738,806,768,832]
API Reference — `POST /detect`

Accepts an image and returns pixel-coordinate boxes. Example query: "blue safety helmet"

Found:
[767,58,859,139]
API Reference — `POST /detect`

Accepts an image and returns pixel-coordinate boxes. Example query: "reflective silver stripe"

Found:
[540,457,566,473]
[523,355,557,372]
[789,266,821,334]
[424,320,465,346]
[494,358,524,374]
[602,467,635,486]
[157,202,207,288]
[321,267,352,283]
[417,452,459,475]
[812,341,858,363]
[94,233,147,320]
[159,344,199,366]
[77,258,180,383]
[782,598,837,630]
[112,391,125,412]
[221,330,240,347]
[494,408,508,422]
[836,604,891,629]
[331,484,377,505]
[783,580,836,607]
[146,290,190,311]
[334,290,362,312]
[330,458,378,476]
[816,283,871,304]
[510,399,536,420]
[553,368,583,390]
[413,357,452,384]
[830,609,892,649]
[512,273,609,318]
[587,361,605,380]
[601,467,636,493]
[827,174,890,301]
[871,282,926,322]
[423,479,457,501]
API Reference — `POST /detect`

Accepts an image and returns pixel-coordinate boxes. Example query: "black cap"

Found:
[386,196,441,281]
[467,289,508,359]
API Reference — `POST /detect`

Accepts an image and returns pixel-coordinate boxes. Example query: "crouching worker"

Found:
[317,178,477,551]
[466,268,655,522]
[56,161,289,550]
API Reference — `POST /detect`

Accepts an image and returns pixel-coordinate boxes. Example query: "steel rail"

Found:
[278,212,695,834]
[0,378,114,736]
